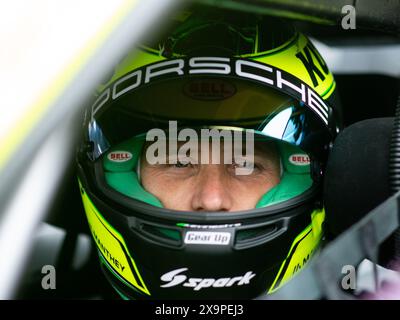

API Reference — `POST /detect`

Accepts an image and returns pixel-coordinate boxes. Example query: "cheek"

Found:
[230,173,280,204]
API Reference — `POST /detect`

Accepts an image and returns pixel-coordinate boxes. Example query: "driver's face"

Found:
[140,140,281,212]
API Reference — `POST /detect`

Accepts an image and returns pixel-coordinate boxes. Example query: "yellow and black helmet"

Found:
[77,7,341,299]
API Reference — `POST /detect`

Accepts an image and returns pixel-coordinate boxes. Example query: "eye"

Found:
[233,160,255,169]
[231,160,265,175]
[173,161,192,168]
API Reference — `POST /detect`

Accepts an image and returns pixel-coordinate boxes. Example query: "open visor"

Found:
[86,73,333,210]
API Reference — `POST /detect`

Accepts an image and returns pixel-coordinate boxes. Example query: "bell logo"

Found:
[289,154,310,166]
[107,151,132,162]
[160,268,256,291]
[183,79,236,100]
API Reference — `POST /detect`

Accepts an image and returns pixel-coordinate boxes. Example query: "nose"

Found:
[190,165,233,212]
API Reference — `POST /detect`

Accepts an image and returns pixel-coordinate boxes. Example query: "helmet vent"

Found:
[139,223,182,247]
[235,224,278,248]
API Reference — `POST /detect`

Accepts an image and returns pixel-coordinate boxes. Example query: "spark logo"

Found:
[160,268,256,291]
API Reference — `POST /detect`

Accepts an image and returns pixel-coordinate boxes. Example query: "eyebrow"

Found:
[142,139,279,165]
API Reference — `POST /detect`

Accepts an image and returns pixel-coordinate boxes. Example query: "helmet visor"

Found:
[86,74,332,211]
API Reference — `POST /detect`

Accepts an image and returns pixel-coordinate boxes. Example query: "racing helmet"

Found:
[77,7,341,299]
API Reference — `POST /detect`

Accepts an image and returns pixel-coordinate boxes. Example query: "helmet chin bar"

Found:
[79,162,324,299]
